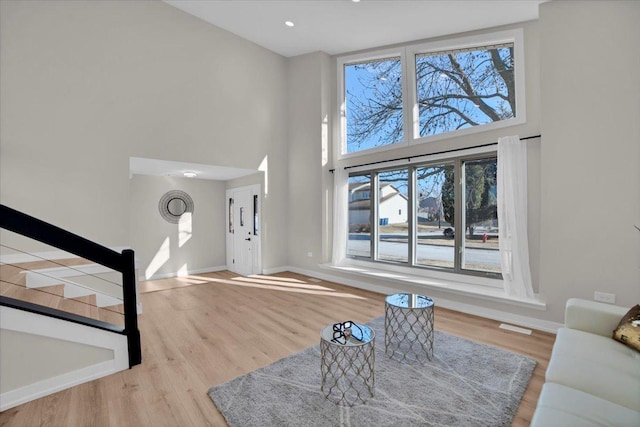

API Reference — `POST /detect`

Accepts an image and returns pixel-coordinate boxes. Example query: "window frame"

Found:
[375,167,410,264]
[346,151,502,285]
[337,47,408,159]
[337,29,525,159]
[407,29,526,145]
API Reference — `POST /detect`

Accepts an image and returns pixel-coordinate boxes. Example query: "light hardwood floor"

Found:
[0,271,555,426]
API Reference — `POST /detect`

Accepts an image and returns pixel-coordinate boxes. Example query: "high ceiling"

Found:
[164,0,547,57]
[154,0,546,180]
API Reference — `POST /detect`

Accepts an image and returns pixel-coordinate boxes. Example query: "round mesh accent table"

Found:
[320,322,375,406]
[385,293,434,364]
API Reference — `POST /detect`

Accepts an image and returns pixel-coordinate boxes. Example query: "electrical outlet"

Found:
[307,252,313,257]
[594,291,616,304]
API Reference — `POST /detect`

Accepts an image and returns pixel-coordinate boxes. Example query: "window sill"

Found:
[320,260,546,311]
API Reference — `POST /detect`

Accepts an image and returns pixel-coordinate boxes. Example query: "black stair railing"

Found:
[0,204,141,368]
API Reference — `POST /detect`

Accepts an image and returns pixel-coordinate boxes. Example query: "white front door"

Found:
[226,185,261,276]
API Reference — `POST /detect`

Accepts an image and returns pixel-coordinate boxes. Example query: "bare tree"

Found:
[346,46,514,151]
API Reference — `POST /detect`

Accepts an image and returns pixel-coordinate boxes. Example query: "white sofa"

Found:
[531,298,640,427]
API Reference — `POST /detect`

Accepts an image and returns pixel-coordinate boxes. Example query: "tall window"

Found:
[415,163,454,269]
[377,169,408,263]
[338,30,524,157]
[344,57,403,154]
[415,44,514,138]
[347,174,372,258]
[348,155,500,279]
[462,158,499,274]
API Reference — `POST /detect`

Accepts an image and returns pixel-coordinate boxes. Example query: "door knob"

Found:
[245,238,251,241]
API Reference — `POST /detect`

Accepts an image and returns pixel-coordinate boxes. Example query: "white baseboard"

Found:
[144,265,227,281]
[265,265,562,334]
[261,266,293,275]
[431,297,562,334]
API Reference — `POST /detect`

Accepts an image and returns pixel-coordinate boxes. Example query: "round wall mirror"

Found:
[159,190,194,224]
[167,197,187,216]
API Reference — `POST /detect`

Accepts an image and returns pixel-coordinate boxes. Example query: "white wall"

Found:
[0,329,112,393]
[0,0,289,270]
[286,52,333,270]
[538,0,640,320]
[0,306,129,410]
[129,175,226,280]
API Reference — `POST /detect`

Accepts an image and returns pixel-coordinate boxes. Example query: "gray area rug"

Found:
[208,316,536,426]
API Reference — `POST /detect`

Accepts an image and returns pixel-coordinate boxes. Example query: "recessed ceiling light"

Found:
[183,171,197,178]
[352,0,361,3]
[285,21,294,27]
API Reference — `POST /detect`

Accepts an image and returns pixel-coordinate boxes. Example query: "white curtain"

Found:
[331,166,349,265]
[497,135,534,299]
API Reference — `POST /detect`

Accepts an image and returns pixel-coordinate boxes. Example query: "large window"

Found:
[377,169,408,263]
[338,30,524,157]
[348,174,372,258]
[344,56,403,154]
[415,163,455,269]
[347,155,500,279]
[415,44,514,138]
[462,158,499,274]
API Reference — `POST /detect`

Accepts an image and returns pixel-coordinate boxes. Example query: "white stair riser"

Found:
[63,283,94,299]
[63,284,121,307]
[61,282,123,308]
[95,294,123,308]
[23,272,61,289]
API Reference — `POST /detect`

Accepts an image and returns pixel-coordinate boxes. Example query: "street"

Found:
[347,234,500,272]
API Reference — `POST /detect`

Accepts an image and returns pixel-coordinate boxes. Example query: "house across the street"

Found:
[349,182,408,225]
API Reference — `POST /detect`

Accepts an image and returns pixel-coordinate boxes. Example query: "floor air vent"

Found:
[499,323,532,335]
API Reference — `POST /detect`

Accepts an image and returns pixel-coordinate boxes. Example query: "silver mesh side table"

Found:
[320,323,375,406]
[385,293,434,363]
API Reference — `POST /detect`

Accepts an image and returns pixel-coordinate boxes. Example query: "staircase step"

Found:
[1,281,122,325]
[0,257,93,285]
[98,304,124,326]
[60,281,122,307]
[22,264,123,308]
[1,259,126,324]
[57,294,99,319]
[24,264,118,288]
[1,280,66,307]
[0,264,29,286]
[95,293,123,308]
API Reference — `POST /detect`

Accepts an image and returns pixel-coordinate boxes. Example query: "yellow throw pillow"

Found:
[613,304,640,352]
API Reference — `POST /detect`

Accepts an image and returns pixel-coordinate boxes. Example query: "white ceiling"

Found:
[163,0,547,58]
[130,157,258,181]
